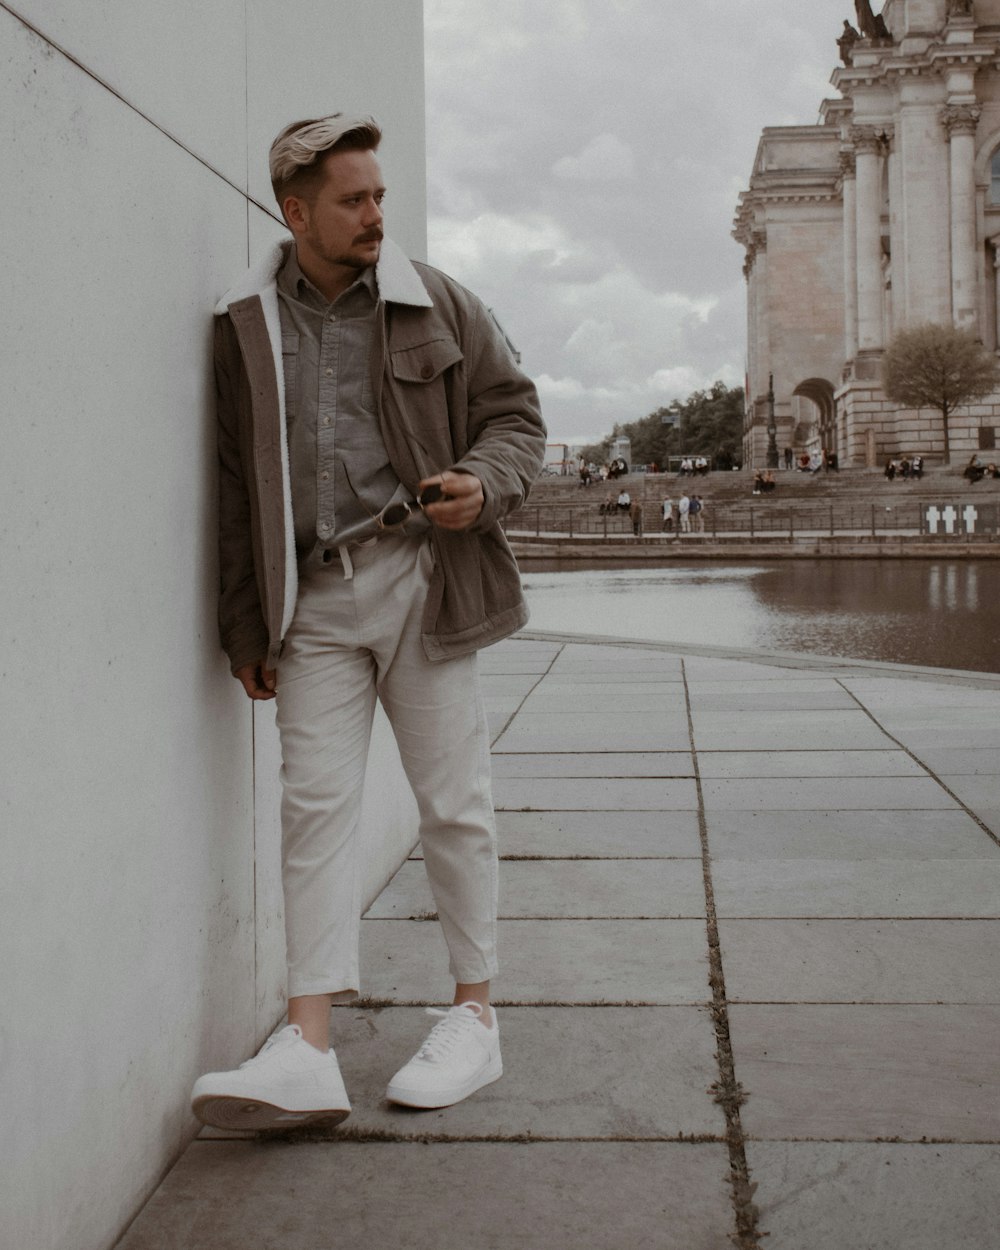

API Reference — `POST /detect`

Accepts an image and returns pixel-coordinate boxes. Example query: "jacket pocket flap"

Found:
[391,338,464,383]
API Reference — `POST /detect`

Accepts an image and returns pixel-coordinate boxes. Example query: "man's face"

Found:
[287,147,385,275]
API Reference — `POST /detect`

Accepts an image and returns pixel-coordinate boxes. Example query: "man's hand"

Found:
[234,660,277,701]
[418,470,484,532]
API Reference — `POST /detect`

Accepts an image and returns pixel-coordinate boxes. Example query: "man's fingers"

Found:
[235,662,277,700]
[418,471,484,531]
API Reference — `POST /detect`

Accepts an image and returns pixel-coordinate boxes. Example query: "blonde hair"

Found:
[269,114,382,214]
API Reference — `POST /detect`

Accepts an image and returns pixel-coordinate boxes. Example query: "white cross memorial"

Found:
[963,505,978,533]
[925,505,940,533]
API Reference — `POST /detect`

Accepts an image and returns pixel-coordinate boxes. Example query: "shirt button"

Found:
[321,472,329,481]
[325,368,334,376]
[420,364,434,380]
[323,416,331,426]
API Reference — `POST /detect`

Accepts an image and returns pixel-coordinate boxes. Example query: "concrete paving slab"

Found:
[320,1006,726,1140]
[693,723,893,751]
[729,1004,1000,1140]
[712,859,1000,917]
[367,859,709,919]
[492,776,698,811]
[937,774,1000,813]
[494,722,692,753]
[697,749,926,778]
[549,644,683,670]
[495,809,702,858]
[700,775,956,811]
[718,919,1000,1004]
[359,918,712,1005]
[867,705,1000,731]
[117,1141,735,1250]
[685,678,848,694]
[882,725,1000,750]
[704,808,997,859]
[843,679,1000,708]
[686,690,860,712]
[491,752,693,778]
[541,672,684,687]
[517,687,686,713]
[747,1142,1000,1250]
[913,747,1000,775]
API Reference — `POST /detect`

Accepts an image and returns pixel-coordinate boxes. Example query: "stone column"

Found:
[840,149,859,363]
[748,229,769,466]
[992,240,1000,350]
[851,125,884,353]
[943,104,981,331]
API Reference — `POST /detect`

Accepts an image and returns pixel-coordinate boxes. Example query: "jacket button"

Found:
[420,364,434,380]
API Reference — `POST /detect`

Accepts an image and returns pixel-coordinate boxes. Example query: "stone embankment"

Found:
[509,466,1000,559]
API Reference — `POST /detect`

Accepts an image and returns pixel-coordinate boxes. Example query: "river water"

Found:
[519,559,1000,674]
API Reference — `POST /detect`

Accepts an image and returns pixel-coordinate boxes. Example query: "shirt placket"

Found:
[316,309,341,543]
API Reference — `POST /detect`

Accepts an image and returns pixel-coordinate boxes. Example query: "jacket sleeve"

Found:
[215,316,269,673]
[448,299,546,531]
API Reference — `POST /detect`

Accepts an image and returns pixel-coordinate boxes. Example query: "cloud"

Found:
[424,0,840,442]
[553,133,636,181]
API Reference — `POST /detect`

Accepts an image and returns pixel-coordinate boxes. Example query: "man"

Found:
[678,491,691,533]
[190,114,545,1130]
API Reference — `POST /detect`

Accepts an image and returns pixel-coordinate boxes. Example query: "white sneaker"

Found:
[386,1002,502,1109]
[191,1024,351,1131]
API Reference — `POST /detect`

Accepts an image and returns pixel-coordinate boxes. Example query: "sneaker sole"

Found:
[386,1057,503,1110]
[192,1094,351,1132]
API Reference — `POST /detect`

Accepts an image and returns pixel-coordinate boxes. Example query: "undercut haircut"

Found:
[269,114,382,219]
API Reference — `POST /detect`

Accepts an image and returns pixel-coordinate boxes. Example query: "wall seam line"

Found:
[1,0,282,226]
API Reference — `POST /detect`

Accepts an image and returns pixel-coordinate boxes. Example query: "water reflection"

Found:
[519,559,1000,673]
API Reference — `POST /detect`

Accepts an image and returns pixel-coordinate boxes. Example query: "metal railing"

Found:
[503,499,1000,541]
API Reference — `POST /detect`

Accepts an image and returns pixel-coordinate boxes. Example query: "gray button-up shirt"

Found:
[276,249,421,559]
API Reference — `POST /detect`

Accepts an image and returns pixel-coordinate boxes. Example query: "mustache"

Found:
[354,228,384,244]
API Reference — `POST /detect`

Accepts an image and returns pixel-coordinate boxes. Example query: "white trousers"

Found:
[275,534,498,1000]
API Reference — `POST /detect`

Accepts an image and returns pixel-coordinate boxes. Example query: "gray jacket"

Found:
[214,238,546,672]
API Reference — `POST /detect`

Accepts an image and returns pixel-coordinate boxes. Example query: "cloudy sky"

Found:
[423,0,843,448]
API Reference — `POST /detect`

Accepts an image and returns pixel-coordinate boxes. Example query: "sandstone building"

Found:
[735,0,1000,467]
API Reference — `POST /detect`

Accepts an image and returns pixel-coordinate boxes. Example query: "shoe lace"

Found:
[239,1024,300,1069]
[415,1006,480,1062]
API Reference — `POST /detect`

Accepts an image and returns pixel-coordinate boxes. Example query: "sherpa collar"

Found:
[214,236,433,314]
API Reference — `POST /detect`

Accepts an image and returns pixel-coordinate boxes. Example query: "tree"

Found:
[882,323,1000,464]
[577,382,744,470]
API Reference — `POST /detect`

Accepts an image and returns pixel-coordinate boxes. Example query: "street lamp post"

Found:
[766,373,779,469]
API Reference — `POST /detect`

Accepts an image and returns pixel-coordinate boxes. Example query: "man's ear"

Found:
[283,195,308,235]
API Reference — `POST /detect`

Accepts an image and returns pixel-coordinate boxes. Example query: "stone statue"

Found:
[854,0,892,40]
[948,0,974,18]
[838,19,860,64]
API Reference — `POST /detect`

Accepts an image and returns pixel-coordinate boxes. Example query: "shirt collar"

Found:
[278,246,378,306]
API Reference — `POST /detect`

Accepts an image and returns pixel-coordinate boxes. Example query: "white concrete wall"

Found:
[0,5,425,1249]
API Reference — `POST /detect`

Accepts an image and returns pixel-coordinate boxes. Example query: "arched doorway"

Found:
[792,377,837,455]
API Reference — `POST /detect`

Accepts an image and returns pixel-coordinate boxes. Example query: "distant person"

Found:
[783,446,793,470]
[690,494,705,532]
[763,471,776,493]
[752,471,764,496]
[911,455,923,479]
[661,497,674,531]
[964,455,984,483]
[630,498,644,536]
[600,492,615,515]
[885,459,896,481]
[617,489,631,511]
[678,491,691,532]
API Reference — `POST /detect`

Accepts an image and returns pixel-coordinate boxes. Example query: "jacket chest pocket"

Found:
[281,332,299,419]
[390,337,464,428]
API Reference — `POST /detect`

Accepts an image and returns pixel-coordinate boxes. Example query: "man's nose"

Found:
[364,197,384,226]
